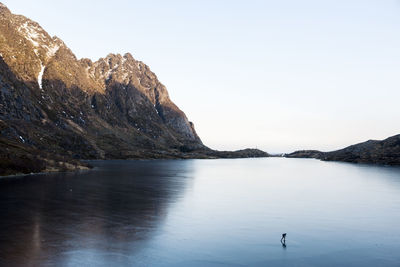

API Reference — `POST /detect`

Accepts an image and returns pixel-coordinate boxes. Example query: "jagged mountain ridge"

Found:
[0,2,205,162]
[0,2,268,175]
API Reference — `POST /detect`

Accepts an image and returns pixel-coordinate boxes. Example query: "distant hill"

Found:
[286,134,400,165]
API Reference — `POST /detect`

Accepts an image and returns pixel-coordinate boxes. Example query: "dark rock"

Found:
[285,150,323,159]
[285,135,400,165]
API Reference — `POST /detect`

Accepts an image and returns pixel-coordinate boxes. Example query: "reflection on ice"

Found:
[0,158,400,266]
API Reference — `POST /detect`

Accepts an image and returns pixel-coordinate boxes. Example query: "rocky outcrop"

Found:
[286,135,400,165]
[212,149,269,158]
[285,150,324,159]
[0,3,268,175]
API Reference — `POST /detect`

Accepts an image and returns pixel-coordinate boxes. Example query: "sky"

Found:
[3,0,400,153]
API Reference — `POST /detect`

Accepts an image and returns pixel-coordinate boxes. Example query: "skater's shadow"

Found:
[281,233,287,248]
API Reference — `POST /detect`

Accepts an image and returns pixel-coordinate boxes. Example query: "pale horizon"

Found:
[4,0,400,153]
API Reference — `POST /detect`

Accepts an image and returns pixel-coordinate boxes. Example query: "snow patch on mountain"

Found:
[46,44,59,58]
[38,63,45,89]
[18,22,41,47]
[17,21,60,59]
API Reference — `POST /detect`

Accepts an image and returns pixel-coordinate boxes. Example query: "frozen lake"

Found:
[0,158,400,266]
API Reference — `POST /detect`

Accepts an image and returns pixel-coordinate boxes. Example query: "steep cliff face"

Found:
[0,2,204,163]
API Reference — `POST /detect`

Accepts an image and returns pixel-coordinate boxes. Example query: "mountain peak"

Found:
[0,3,205,161]
[123,52,135,60]
[0,2,10,15]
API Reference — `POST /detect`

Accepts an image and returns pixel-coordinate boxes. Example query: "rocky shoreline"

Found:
[0,136,268,176]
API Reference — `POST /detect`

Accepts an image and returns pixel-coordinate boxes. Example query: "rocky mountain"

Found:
[286,134,400,165]
[0,3,268,175]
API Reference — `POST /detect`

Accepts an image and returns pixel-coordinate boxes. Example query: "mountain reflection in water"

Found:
[0,160,194,266]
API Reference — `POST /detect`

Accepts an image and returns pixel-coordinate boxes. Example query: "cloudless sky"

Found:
[3,0,400,153]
